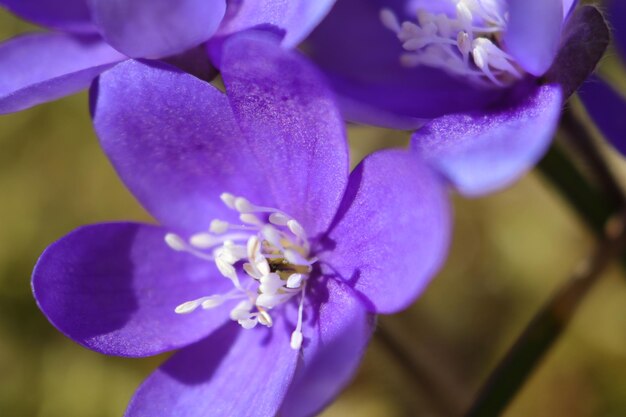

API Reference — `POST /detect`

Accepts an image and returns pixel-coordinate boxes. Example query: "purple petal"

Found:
[579,76,626,156]
[0,33,125,114]
[280,279,373,417]
[0,0,95,33]
[305,0,504,128]
[544,5,610,98]
[504,0,563,76]
[92,60,272,234]
[220,31,349,238]
[87,0,226,58]
[563,0,577,18]
[320,150,451,314]
[125,322,298,417]
[609,0,626,59]
[32,223,234,357]
[412,84,563,196]
[217,0,336,48]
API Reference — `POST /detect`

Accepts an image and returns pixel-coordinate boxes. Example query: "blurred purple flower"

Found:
[307,0,609,196]
[0,0,336,114]
[578,0,626,156]
[31,33,450,417]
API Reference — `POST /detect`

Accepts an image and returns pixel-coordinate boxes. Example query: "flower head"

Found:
[307,0,609,196]
[0,0,336,113]
[32,33,450,416]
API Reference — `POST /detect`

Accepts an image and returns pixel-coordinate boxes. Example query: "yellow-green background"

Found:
[2,5,626,417]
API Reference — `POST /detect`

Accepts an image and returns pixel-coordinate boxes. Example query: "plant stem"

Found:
[463,214,626,417]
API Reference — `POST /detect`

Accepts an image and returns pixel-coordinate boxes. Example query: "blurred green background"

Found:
[2,5,626,417]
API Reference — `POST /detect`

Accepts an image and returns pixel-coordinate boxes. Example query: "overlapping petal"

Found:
[87,0,226,58]
[125,321,298,417]
[217,0,335,48]
[0,33,125,114]
[0,0,95,33]
[412,84,562,196]
[321,150,450,313]
[91,60,270,234]
[32,223,234,357]
[305,0,502,128]
[504,0,563,76]
[220,31,349,237]
[579,77,626,156]
[280,279,373,417]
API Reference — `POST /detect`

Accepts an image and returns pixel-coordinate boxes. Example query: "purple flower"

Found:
[578,0,626,156]
[32,33,450,416]
[307,0,609,195]
[0,0,336,114]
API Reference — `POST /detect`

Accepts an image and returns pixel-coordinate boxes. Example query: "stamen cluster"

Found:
[165,193,315,350]
[381,0,523,86]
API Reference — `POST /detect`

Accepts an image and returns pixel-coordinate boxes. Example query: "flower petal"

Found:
[610,0,626,59]
[579,76,626,156]
[217,0,336,48]
[0,32,125,114]
[0,0,95,33]
[280,279,373,417]
[92,59,271,234]
[87,0,226,58]
[504,0,563,76]
[412,84,563,197]
[125,322,298,417]
[220,31,349,237]
[544,5,610,98]
[320,150,451,314]
[304,0,503,128]
[33,223,234,357]
[562,0,577,18]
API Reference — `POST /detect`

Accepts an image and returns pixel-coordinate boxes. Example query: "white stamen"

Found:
[164,233,186,251]
[290,284,307,350]
[380,0,523,87]
[287,273,304,289]
[269,212,291,226]
[169,193,317,349]
[209,219,230,234]
[220,192,236,209]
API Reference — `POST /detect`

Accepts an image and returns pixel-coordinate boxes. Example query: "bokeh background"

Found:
[2,4,626,417]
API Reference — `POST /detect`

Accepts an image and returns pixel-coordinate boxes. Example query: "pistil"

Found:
[166,193,314,350]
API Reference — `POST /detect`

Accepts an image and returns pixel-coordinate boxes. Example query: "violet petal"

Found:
[321,149,451,314]
[0,32,125,114]
[32,223,234,358]
[86,0,226,58]
[217,0,335,48]
[91,60,272,234]
[579,76,626,156]
[220,31,349,238]
[280,279,373,417]
[0,0,95,33]
[125,321,298,417]
[610,0,626,60]
[412,84,563,197]
[504,0,563,76]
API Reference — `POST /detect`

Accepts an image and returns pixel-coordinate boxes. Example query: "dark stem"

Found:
[561,107,626,208]
[375,323,468,417]
[463,214,626,417]
[537,143,614,235]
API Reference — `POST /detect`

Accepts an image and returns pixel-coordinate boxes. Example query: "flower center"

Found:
[165,193,315,350]
[381,0,523,87]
